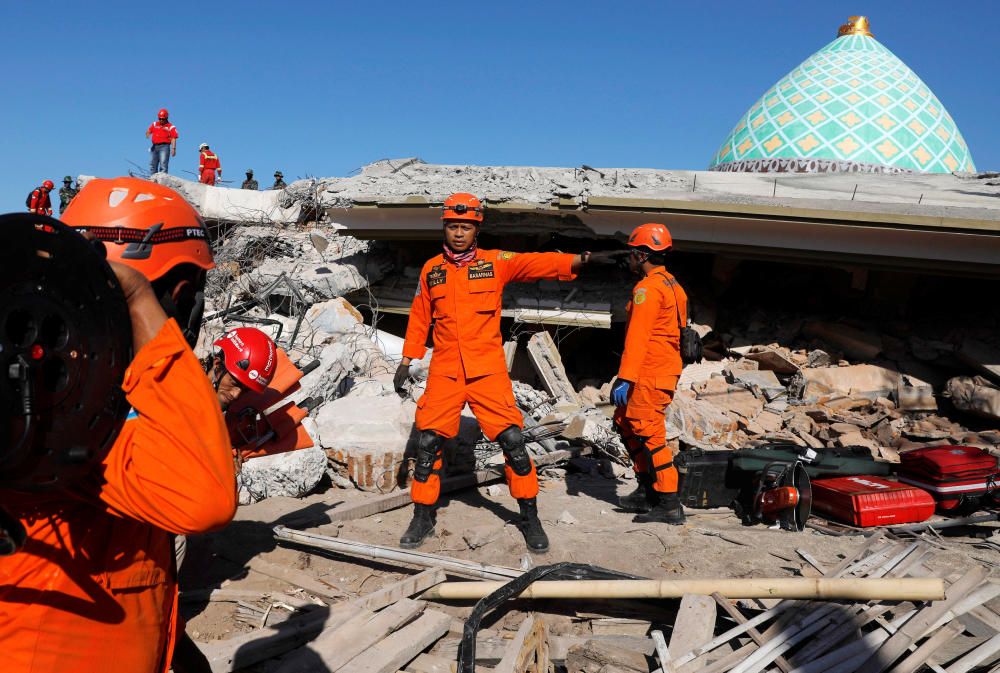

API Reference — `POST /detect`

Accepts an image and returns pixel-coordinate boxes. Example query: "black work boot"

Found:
[516,498,550,554]
[633,493,686,525]
[618,474,659,512]
[399,504,436,549]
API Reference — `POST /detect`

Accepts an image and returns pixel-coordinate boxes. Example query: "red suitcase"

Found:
[898,445,999,512]
[812,476,936,527]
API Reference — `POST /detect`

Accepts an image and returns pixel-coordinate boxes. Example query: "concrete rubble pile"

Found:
[665,314,1000,464]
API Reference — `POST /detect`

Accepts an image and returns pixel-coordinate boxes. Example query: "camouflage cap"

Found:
[274,171,283,177]
[246,169,254,174]
[63,176,73,182]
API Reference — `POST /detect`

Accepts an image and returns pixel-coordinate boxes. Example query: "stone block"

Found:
[667,390,739,446]
[694,376,765,419]
[800,364,900,400]
[897,375,937,412]
[317,395,416,491]
[238,445,328,504]
[743,346,800,375]
[944,376,1000,421]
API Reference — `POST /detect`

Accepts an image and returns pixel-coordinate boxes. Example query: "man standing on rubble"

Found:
[146,108,178,175]
[611,223,687,525]
[270,171,287,189]
[393,192,616,553]
[198,143,222,185]
[58,176,78,214]
[242,169,258,190]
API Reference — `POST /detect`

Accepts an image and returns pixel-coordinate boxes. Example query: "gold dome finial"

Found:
[838,16,873,37]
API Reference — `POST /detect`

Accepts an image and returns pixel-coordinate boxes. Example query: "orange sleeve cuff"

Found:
[402,342,427,361]
[556,253,577,281]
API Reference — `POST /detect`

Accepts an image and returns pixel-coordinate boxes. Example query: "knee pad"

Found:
[497,425,532,477]
[413,431,443,483]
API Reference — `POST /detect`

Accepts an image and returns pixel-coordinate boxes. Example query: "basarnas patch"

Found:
[467,260,495,280]
[633,287,647,305]
[499,251,516,260]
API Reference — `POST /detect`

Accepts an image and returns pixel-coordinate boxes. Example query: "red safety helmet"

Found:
[627,222,673,252]
[42,180,54,191]
[213,328,277,394]
[158,108,169,119]
[442,192,484,224]
[61,177,214,281]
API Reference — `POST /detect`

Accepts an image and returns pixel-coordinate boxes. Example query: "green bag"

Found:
[731,443,892,479]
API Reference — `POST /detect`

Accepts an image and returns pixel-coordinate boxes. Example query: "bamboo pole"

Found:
[421,577,945,602]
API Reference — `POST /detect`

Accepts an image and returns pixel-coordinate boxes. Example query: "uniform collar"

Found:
[645,264,667,277]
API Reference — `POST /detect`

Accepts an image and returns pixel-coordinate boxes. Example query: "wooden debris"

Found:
[565,639,650,673]
[275,527,521,580]
[354,567,447,612]
[336,609,452,673]
[241,556,344,600]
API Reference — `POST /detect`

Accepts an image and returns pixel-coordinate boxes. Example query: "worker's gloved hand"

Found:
[393,363,411,398]
[585,250,629,266]
[611,379,633,407]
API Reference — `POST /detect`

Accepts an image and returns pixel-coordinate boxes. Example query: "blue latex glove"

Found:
[611,379,633,407]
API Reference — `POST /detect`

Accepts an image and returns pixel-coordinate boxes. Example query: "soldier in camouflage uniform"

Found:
[270,171,287,190]
[241,169,258,190]
[58,176,78,215]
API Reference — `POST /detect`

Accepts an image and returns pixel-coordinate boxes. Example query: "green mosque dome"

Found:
[709,16,975,174]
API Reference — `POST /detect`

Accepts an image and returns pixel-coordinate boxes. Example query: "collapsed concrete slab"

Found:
[945,376,1000,421]
[237,444,328,505]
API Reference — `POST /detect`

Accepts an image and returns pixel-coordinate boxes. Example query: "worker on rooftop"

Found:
[26,180,54,215]
[393,192,622,553]
[58,176,78,214]
[270,171,287,190]
[198,143,222,186]
[611,223,689,525]
[242,169,258,190]
[146,108,178,175]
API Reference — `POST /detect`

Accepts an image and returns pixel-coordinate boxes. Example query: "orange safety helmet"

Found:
[61,177,214,281]
[442,192,484,224]
[627,222,673,252]
[213,327,277,394]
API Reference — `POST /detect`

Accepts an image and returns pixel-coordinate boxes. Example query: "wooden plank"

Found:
[203,604,361,673]
[273,598,425,673]
[943,633,1000,673]
[887,622,963,673]
[712,593,791,673]
[855,566,989,673]
[338,610,453,673]
[651,629,676,673]
[405,653,457,673]
[354,568,447,612]
[515,617,548,673]
[494,614,538,673]
[243,556,344,600]
[669,594,717,664]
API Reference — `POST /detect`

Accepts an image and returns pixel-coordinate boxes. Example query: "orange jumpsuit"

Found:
[0,319,236,673]
[613,266,687,494]
[402,249,576,505]
[199,150,221,185]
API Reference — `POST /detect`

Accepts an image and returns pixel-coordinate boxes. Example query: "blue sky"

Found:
[1,1,995,210]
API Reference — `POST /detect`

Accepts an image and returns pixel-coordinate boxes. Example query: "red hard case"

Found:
[898,445,999,511]
[811,476,936,527]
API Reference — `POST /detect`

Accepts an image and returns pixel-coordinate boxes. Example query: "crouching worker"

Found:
[0,214,236,673]
[612,223,687,525]
[206,327,277,411]
[393,193,617,553]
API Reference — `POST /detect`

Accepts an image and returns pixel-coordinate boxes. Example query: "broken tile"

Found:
[743,346,800,375]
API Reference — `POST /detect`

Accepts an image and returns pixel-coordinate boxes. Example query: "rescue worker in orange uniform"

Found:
[0,178,233,673]
[27,180,55,215]
[611,223,688,525]
[393,193,616,553]
[198,143,222,186]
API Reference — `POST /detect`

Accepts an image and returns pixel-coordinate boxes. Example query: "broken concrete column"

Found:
[797,364,900,401]
[526,331,582,407]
